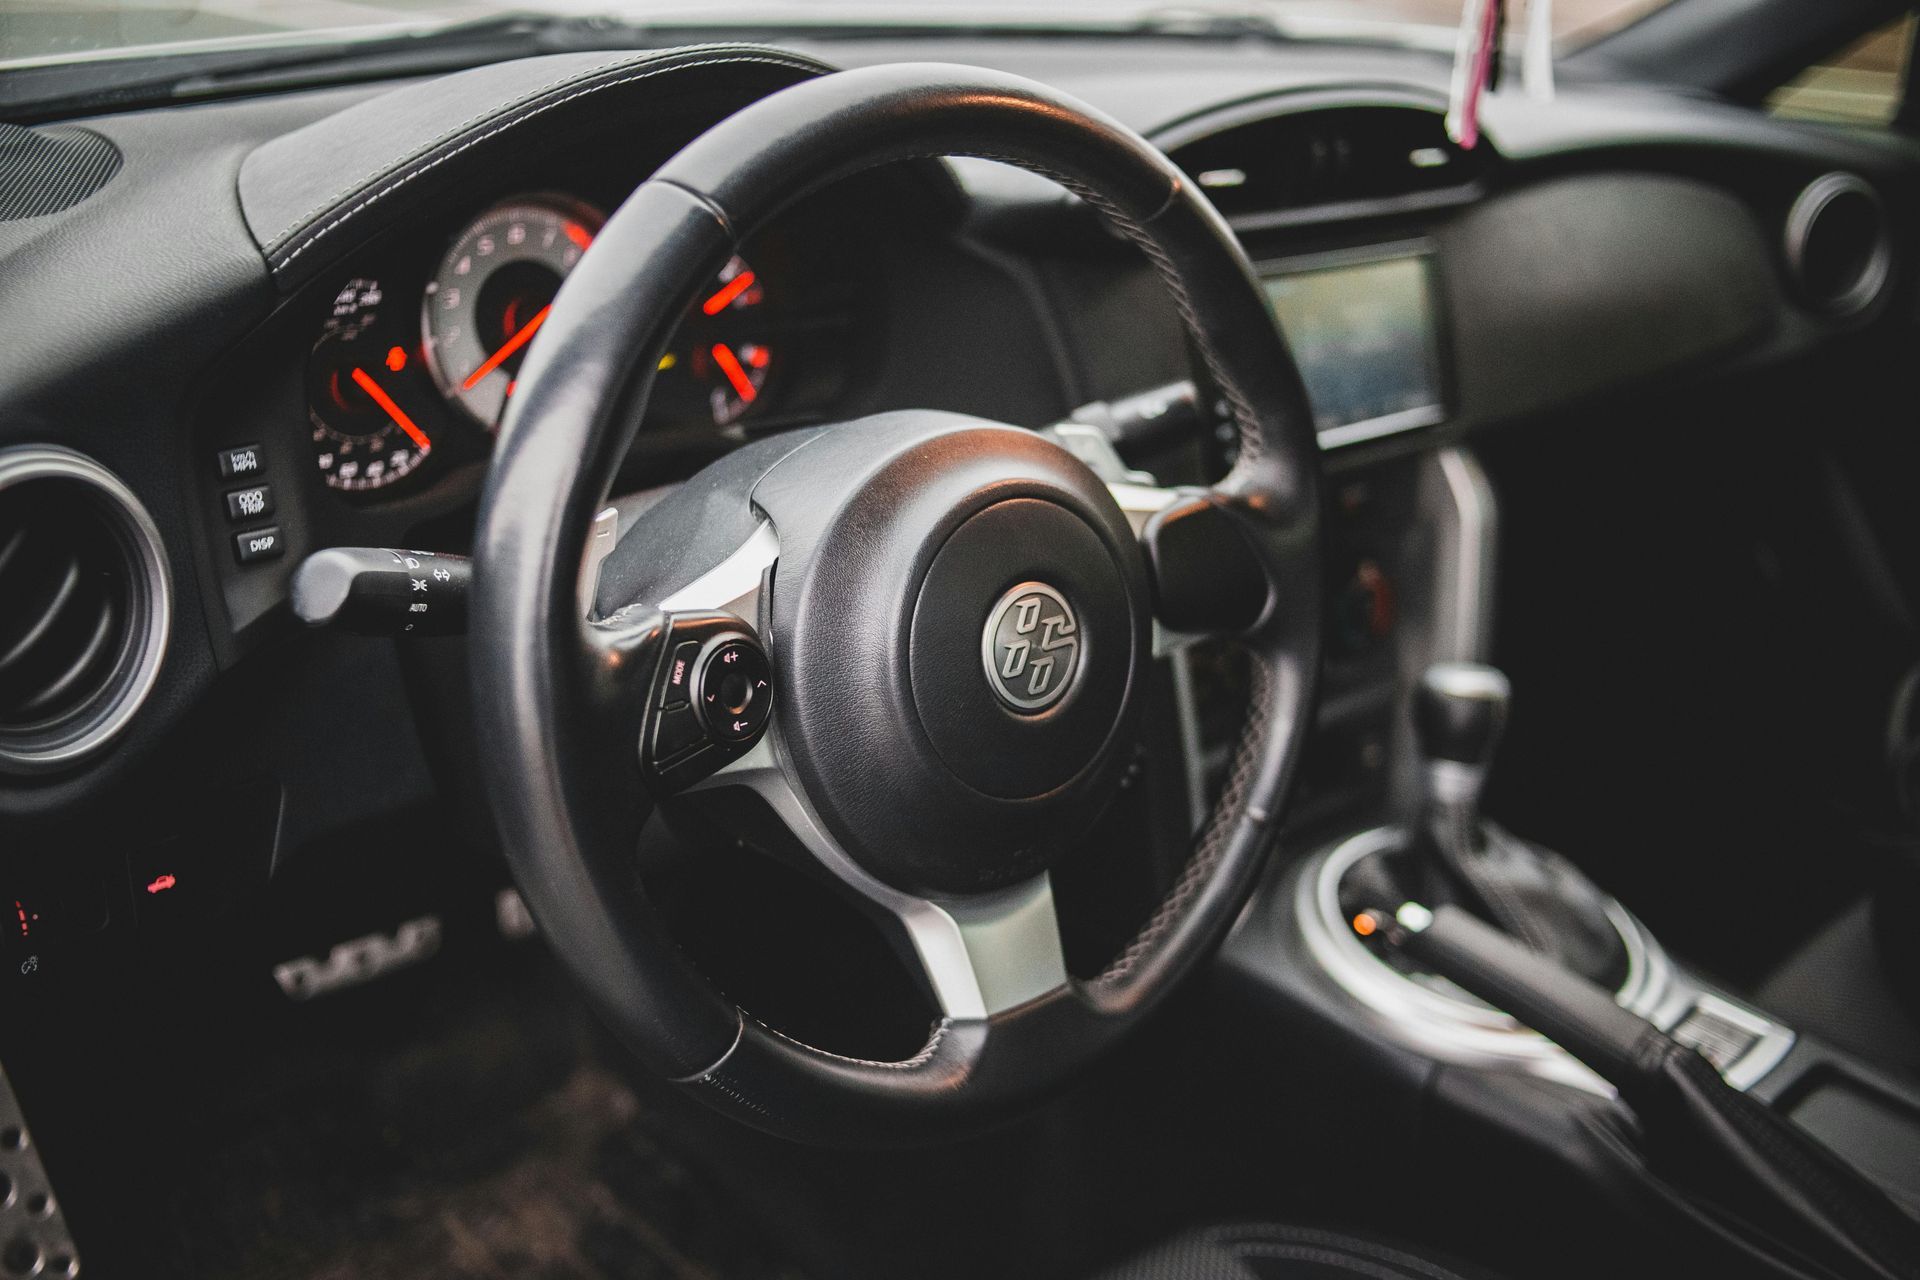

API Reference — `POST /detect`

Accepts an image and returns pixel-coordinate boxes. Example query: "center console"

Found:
[1183,437,1920,1265]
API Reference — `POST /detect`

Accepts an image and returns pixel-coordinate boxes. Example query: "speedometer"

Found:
[421,195,603,429]
[308,276,435,492]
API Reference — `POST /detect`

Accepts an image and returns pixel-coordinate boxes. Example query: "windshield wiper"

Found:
[0,12,675,123]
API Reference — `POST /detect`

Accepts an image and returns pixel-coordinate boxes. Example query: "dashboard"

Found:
[189,137,958,648]
[2,22,1920,1278]
[1,31,1918,919]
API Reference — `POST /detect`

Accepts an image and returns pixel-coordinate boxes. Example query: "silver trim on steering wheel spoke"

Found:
[692,734,1070,1020]
[658,519,779,619]
[1106,480,1211,656]
[1107,479,1183,537]
[659,519,1071,1021]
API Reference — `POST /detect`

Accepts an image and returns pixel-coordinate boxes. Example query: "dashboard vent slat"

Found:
[1168,104,1489,224]
[14,585,121,720]
[0,448,169,774]
[0,555,82,677]
[0,484,128,730]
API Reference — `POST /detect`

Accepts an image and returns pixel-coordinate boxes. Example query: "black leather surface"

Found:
[471,61,1323,1142]
[1761,900,1920,1081]
[744,413,1149,895]
[472,178,747,1082]
[0,88,340,814]
[1404,905,1920,1280]
[1096,1224,1492,1280]
[238,45,834,290]
[5,29,1903,823]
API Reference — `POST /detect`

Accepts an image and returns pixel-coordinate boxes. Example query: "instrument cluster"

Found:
[305,191,838,497]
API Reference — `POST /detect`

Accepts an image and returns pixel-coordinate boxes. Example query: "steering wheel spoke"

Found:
[690,734,1070,1021]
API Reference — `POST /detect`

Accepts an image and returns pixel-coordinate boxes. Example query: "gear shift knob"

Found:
[1414,663,1511,768]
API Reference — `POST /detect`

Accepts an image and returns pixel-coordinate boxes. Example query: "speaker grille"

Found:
[0,125,121,221]
[0,448,169,773]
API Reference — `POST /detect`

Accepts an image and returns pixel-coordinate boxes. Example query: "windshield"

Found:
[0,0,1672,69]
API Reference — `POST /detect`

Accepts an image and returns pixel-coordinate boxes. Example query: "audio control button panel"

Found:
[640,612,773,791]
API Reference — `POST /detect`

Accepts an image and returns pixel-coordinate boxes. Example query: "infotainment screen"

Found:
[1261,250,1445,448]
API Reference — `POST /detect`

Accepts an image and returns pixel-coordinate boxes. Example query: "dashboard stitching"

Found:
[270,49,829,271]
[265,44,824,251]
[263,48,646,248]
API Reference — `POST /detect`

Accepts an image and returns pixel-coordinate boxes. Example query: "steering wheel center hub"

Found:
[757,416,1152,896]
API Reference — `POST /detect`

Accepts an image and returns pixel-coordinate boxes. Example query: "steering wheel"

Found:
[471,63,1323,1144]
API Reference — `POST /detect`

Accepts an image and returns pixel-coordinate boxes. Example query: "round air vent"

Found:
[1784,172,1893,318]
[0,447,169,774]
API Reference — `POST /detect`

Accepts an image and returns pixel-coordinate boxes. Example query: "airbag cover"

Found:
[910,498,1131,799]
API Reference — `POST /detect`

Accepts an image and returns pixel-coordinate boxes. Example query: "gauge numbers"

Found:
[308,276,434,492]
[421,196,602,429]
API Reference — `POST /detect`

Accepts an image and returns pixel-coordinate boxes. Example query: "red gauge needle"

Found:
[350,367,431,449]
[710,343,758,404]
[701,270,757,316]
[463,303,551,390]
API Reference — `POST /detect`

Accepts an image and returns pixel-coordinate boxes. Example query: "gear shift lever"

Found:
[1405,662,1630,986]
[1414,663,1510,833]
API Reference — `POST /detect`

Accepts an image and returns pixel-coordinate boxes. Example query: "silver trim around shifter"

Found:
[1294,826,1794,1096]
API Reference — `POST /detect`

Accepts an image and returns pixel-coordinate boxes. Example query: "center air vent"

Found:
[1166,103,1489,225]
[1784,172,1892,318]
[0,447,169,774]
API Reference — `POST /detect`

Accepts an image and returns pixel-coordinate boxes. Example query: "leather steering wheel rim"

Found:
[471,62,1323,1144]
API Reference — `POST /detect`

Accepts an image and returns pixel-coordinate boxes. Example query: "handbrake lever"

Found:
[1360,903,1920,1280]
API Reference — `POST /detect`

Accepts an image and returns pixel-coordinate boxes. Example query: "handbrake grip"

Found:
[1364,902,1920,1280]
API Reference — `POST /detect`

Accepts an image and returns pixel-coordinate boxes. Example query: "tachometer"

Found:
[655,255,774,427]
[308,276,435,492]
[421,196,602,429]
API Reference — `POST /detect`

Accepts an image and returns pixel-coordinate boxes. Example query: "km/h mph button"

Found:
[698,639,771,742]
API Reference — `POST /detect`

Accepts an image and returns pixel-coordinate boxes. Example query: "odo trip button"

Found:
[699,640,771,742]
